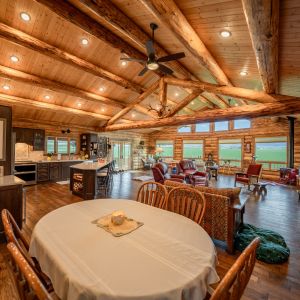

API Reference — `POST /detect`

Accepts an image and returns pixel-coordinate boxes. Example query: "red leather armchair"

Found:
[235,164,262,189]
[177,160,209,185]
[152,162,185,184]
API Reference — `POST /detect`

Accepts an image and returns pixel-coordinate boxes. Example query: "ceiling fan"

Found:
[120,23,185,76]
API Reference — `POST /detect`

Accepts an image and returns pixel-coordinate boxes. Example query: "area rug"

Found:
[132,176,153,182]
[235,223,290,264]
[56,180,70,185]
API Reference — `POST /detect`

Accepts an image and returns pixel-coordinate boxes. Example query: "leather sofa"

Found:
[152,162,185,184]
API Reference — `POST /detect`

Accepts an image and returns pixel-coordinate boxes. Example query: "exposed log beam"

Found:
[0,93,111,120]
[69,0,192,79]
[166,90,203,117]
[242,0,279,93]
[13,118,98,132]
[134,105,157,118]
[35,0,147,62]
[140,0,231,86]
[164,77,298,103]
[106,80,159,125]
[0,64,125,108]
[198,95,217,109]
[103,100,300,131]
[0,22,144,94]
[159,78,167,106]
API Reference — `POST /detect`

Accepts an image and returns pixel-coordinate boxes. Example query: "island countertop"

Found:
[69,161,109,170]
[0,175,26,187]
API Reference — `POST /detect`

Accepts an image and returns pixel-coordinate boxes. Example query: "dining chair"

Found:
[7,242,59,300]
[136,181,168,209]
[209,237,260,300]
[1,209,53,292]
[166,187,206,225]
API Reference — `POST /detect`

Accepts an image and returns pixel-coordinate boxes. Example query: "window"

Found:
[46,137,77,155]
[255,137,287,170]
[46,137,55,154]
[215,121,229,131]
[234,119,251,129]
[57,138,68,154]
[219,139,242,167]
[195,123,210,132]
[156,140,174,158]
[178,125,191,133]
[183,140,203,159]
[70,139,77,154]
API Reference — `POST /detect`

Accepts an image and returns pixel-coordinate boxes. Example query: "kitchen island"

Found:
[70,161,110,200]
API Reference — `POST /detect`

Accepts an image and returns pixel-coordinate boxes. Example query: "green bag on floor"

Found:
[235,223,290,264]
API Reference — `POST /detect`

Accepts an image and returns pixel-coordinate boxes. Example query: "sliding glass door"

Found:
[112,141,132,170]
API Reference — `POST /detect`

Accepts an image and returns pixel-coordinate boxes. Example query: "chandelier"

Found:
[147,103,171,118]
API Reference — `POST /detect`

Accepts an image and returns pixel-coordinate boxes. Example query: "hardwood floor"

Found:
[1,171,299,300]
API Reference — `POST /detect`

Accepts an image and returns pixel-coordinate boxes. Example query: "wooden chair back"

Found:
[166,187,206,225]
[210,237,260,300]
[7,242,53,300]
[136,181,168,209]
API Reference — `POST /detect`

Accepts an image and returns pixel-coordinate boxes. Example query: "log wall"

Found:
[150,117,300,180]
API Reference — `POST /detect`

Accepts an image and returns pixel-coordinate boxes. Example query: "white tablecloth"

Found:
[29,199,219,300]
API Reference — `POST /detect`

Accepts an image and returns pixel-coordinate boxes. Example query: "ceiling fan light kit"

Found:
[120,23,186,76]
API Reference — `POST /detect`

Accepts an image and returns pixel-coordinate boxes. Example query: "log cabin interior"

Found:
[0,0,299,299]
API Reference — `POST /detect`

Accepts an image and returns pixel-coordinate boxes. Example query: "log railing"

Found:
[256,161,287,171]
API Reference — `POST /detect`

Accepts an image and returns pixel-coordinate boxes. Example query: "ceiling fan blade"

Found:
[120,57,146,63]
[145,40,155,57]
[157,52,186,63]
[158,63,174,75]
[138,67,148,76]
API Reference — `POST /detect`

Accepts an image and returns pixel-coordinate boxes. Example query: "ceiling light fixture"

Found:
[101,108,105,112]
[44,95,50,100]
[121,61,127,66]
[20,12,31,22]
[191,101,194,105]
[175,92,179,97]
[3,85,10,90]
[220,30,231,38]
[81,38,89,45]
[77,102,82,107]
[147,61,159,70]
[240,71,248,76]
[99,87,105,92]
[131,113,136,117]
[10,55,19,62]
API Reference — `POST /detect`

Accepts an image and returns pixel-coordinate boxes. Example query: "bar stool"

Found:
[96,162,112,196]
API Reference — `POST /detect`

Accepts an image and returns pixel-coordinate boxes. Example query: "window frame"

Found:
[233,119,251,130]
[218,138,242,168]
[155,140,174,158]
[177,125,192,133]
[46,136,77,155]
[254,136,288,170]
[214,121,229,132]
[182,140,204,159]
[195,122,210,133]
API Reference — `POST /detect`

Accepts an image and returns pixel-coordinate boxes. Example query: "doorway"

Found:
[111,141,132,171]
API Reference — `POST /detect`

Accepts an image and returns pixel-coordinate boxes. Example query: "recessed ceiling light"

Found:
[99,87,105,92]
[240,71,248,76]
[121,61,127,66]
[3,85,10,90]
[81,38,89,45]
[101,108,105,112]
[220,30,231,38]
[20,12,31,22]
[131,113,136,117]
[44,95,50,100]
[10,55,19,62]
[191,101,194,105]
[175,92,179,97]
[77,102,82,107]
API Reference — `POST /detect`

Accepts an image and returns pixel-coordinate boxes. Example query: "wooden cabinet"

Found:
[37,163,49,182]
[33,129,45,151]
[49,163,61,181]
[13,127,45,149]
[80,134,108,159]
[0,180,23,242]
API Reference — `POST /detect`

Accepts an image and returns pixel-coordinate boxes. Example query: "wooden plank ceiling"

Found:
[0,0,299,132]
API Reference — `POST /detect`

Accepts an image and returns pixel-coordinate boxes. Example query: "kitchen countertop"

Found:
[70,161,109,170]
[15,160,84,164]
[0,175,26,187]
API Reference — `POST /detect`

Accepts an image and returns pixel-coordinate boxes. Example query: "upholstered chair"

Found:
[235,164,263,189]
[151,162,185,184]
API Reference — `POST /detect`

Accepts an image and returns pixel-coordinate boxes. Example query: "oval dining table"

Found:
[29,199,219,300]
